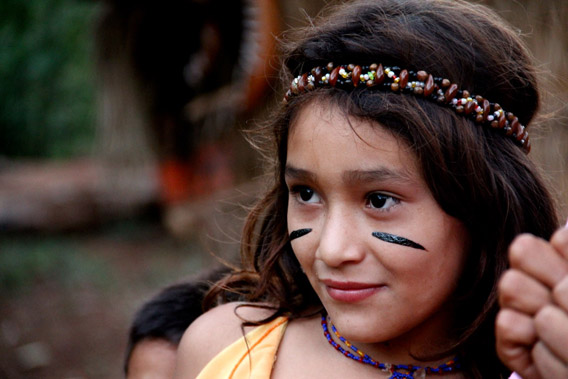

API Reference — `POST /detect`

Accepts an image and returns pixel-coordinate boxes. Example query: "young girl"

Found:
[175,0,560,377]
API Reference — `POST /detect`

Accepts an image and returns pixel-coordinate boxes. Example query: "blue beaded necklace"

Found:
[321,314,461,379]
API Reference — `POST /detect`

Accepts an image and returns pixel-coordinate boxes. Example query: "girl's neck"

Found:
[326,307,459,368]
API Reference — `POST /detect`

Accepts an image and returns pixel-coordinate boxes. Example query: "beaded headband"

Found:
[283,63,530,153]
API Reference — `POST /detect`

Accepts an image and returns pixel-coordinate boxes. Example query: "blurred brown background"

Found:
[0,0,566,377]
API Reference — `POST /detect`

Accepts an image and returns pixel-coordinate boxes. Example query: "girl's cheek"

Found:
[290,230,318,265]
[288,205,323,267]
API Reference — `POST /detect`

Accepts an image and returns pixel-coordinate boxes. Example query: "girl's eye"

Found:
[291,186,321,204]
[366,193,399,210]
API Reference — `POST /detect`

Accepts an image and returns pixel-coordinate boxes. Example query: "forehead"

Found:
[127,339,177,379]
[287,99,419,175]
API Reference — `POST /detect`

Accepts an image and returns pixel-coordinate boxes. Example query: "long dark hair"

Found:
[206,0,559,377]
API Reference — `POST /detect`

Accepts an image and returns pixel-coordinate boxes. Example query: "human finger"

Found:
[495,308,539,378]
[534,305,568,363]
[550,225,568,261]
[509,234,568,289]
[532,341,568,379]
[499,269,551,315]
[553,275,568,312]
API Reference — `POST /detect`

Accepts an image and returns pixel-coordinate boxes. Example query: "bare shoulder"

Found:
[174,302,276,378]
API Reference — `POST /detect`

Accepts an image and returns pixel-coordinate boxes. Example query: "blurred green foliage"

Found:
[0,0,99,158]
[0,235,111,294]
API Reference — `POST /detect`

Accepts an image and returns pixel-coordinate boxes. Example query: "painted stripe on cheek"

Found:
[372,231,426,251]
[290,228,312,240]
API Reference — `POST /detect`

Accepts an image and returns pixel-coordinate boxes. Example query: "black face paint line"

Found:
[290,228,312,241]
[372,231,426,251]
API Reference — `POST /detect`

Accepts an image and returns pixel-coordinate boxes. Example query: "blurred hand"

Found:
[496,228,568,379]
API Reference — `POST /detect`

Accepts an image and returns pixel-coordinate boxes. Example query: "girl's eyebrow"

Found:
[343,168,413,184]
[285,165,413,184]
[284,165,317,181]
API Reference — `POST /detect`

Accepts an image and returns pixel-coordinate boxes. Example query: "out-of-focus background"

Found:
[0,0,566,377]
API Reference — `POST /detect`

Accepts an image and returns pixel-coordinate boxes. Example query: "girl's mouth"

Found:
[322,280,385,303]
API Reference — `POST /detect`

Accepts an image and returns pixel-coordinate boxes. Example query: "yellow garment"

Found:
[196,316,288,379]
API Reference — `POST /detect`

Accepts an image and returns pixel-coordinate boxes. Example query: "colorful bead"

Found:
[329,66,340,86]
[399,69,409,88]
[375,64,385,85]
[353,65,362,87]
[424,74,435,97]
[283,63,530,153]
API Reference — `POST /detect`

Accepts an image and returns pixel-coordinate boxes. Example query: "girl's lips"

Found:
[322,280,384,303]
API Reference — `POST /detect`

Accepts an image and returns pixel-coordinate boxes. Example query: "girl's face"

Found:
[286,100,469,350]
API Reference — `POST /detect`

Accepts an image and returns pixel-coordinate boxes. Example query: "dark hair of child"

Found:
[124,266,231,375]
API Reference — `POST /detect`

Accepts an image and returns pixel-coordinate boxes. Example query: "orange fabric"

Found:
[196,316,288,379]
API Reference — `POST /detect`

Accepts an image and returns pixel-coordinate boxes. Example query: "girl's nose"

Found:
[316,206,366,267]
